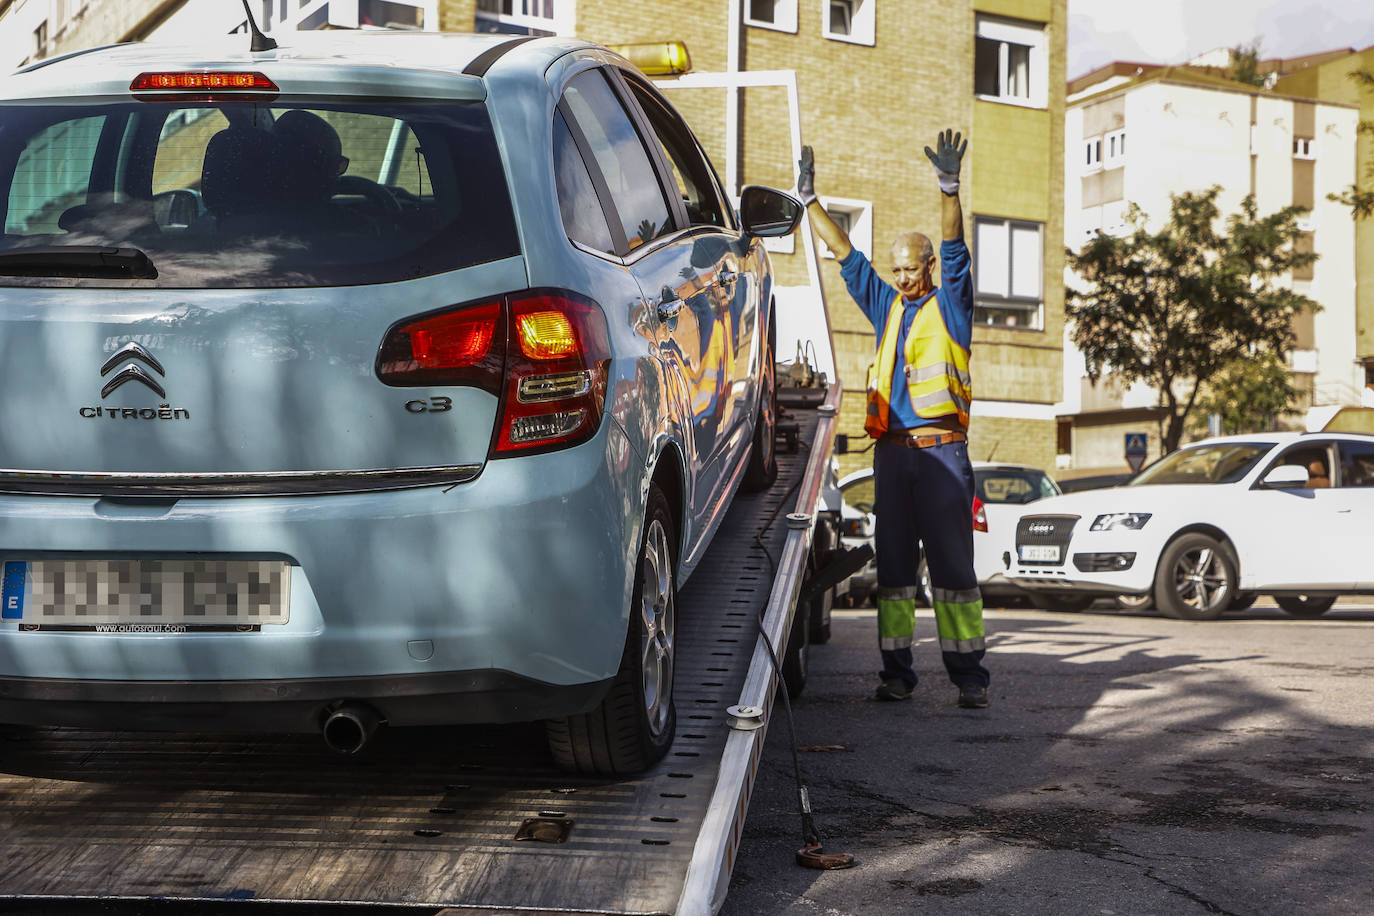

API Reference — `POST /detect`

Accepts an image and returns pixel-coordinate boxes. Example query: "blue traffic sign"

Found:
[1124,433,1147,456]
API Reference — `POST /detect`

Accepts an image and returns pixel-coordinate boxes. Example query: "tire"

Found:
[1228,592,1257,611]
[1275,595,1337,618]
[781,595,809,699]
[741,339,778,492]
[1115,593,1153,612]
[1154,533,1236,621]
[546,485,677,775]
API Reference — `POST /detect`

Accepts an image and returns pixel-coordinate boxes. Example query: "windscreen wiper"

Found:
[0,246,158,279]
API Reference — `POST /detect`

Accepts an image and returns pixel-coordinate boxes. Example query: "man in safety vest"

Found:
[797,130,989,708]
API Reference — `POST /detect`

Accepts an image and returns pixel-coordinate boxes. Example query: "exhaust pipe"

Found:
[321,702,384,755]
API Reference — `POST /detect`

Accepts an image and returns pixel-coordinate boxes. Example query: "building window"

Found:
[1293,136,1315,159]
[1083,137,1101,172]
[823,0,875,45]
[476,0,563,35]
[974,15,1047,109]
[745,0,798,33]
[818,197,872,260]
[33,20,48,58]
[275,0,431,31]
[973,216,1043,329]
[1104,129,1126,168]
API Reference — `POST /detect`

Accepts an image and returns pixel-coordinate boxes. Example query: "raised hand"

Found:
[923,129,967,194]
[797,145,817,205]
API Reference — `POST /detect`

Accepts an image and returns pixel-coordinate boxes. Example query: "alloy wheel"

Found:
[639,518,676,738]
[1172,545,1229,614]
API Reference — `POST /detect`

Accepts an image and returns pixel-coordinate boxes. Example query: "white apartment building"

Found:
[1060,66,1362,473]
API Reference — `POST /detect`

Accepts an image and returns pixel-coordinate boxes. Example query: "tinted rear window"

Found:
[974,467,1059,504]
[0,99,519,287]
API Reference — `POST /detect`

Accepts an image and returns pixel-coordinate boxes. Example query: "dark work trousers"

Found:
[873,437,989,689]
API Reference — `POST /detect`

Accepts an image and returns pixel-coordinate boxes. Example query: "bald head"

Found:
[891,231,934,265]
[890,231,937,300]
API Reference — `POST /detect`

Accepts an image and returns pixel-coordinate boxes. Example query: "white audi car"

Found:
[1007,432,1374,619]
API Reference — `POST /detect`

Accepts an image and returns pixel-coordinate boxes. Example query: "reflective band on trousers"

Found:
[939,636,987,654]
[878,595,916,650]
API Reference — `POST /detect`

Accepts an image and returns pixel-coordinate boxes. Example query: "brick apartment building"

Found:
[2,0,1068,475]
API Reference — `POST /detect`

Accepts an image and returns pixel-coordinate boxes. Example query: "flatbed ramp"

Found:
[0,403,833,916]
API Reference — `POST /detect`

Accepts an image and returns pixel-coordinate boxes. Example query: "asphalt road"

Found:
[722,598,1374,916]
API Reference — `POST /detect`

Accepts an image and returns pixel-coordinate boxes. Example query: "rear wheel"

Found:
[546,485,677,775]
[1115,593,1153,612]
[1032,592,1096,613]
[1275,595,1337,618]
[781,596,809,699]
[1154,534,1235,621]
[741,339,778,492]
[915,555,933,608]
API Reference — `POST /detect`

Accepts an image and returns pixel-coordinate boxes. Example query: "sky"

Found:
[1068,0,1374,81]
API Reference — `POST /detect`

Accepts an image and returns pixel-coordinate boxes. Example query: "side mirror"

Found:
[739,185,803,238]
[1260,464,1309,488]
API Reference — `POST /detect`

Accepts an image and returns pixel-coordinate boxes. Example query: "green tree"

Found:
[1187,352,1299,439]
[1330,67,1374,219]
[1227,39,1268,88]
[1066,187,1319,453]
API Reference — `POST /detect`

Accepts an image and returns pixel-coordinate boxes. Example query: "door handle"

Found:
[657,286,683,321]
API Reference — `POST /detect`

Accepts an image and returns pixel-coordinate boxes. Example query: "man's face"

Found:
[890,241,936,300]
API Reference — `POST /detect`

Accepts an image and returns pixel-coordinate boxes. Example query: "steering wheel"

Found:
[334,175,403,221]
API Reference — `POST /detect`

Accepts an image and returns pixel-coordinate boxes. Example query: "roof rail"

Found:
[462,36,538,77]
[14,43,126,75]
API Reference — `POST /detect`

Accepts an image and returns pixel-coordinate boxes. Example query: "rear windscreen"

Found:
[0,99,520,287]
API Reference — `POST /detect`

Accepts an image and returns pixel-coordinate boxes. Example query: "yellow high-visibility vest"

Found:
[864,293,972,437]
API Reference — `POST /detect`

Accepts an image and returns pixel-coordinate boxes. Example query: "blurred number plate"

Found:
[2,559,289,632]
[1019,545,1060,563]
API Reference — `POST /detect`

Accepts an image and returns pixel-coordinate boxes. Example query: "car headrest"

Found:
[200,128,282,218]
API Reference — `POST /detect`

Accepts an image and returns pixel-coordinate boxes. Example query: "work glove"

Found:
[797,145,818,206]
[924,129,967,195]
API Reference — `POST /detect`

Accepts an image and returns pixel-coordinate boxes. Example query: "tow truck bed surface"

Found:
[0,405,827,915]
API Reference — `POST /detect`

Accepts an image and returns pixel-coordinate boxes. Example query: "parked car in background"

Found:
[0,32,803,775]
[836,461,1061,607]
[1008,432,1374,619]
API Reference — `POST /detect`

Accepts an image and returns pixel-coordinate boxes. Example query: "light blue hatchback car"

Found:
[0,31,801,774]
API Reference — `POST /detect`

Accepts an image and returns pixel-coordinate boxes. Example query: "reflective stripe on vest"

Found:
[864,292,972,437]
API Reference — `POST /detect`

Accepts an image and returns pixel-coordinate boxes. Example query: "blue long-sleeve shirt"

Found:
[840,238,973,429]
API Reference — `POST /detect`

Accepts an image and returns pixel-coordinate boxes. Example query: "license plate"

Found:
[2,559,289,631]
[1019,545,1061,563]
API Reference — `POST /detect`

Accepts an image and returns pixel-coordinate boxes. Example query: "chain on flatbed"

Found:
[0,406,823,915]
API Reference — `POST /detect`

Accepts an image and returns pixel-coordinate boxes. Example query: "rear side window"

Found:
[552,109,614,253]
[0,99,519,288]
[1338,441,1374,487]
[560,70,673,252]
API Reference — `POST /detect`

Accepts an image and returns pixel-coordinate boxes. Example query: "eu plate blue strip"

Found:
[2,561,25,620]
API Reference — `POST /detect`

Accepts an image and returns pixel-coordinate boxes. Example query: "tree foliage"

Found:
[1187,352,1299,439]
[1066,187,1319,453]
[1227,40,1268,88]
[1330,67,1374,220]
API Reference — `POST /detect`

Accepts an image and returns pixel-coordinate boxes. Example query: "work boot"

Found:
[875,678,913,701]
[957,684,989,708]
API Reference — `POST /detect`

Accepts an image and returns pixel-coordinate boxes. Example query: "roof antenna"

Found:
[240,0,278,52]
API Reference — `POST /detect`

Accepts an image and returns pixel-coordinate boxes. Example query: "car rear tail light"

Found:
[497,291,610,455]
[972,497,988,533]
[375,290,610,457]
[377,301,505,394]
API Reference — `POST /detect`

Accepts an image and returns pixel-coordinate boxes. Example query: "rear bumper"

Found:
[0,422,641,724]
[0,669,615,732]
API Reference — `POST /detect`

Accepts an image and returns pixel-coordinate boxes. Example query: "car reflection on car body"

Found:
[0,31,804,775]
[1008,432,1374,619]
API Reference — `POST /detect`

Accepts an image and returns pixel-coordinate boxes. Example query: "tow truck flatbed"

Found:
[0,400,837,916]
